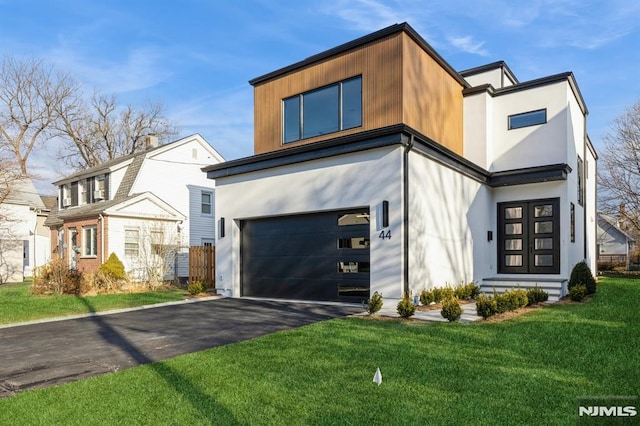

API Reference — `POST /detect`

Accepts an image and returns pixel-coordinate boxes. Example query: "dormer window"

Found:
[283,76,362,143]
[94,175,105,200]
[61,184,71,208]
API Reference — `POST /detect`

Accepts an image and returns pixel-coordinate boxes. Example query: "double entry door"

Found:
[498,198,560,274]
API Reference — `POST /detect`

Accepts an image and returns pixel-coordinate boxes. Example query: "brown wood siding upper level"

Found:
[401,36,464,155]
[253,31,464,155]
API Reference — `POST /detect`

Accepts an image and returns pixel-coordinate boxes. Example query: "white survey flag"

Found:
[373,367,382,386]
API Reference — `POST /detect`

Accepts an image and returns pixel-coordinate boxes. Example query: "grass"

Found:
[0,276,638,425]
[0,280,188,325]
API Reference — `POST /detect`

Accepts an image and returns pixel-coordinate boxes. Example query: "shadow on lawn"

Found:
[76,296,240,424]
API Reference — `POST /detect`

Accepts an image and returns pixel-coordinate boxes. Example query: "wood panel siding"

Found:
[401,35,464,155]
[254,33,404,154]
[253,29,464,156]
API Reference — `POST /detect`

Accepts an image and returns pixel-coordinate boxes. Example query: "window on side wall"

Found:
[283,76,362,143]
[82,226,97,257]
[508,109,546,130]
[577,156,584,206]
[125,228,139,257]
[201,192,213,215]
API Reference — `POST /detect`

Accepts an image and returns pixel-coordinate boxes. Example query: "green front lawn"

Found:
[0,277,638,425]
[0,281,187,325]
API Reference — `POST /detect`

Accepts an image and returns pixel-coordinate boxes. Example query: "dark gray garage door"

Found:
[241,209,370,302]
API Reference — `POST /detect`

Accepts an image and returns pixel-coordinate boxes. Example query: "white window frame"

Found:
[124,228,140,257]
[82,226,97,257]
[201,191,213,215]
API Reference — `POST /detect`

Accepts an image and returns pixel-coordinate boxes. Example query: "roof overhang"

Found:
[488,164,571,187]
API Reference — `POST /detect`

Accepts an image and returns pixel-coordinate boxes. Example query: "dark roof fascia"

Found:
[249,23,469,88]
[204,126,407,179]
[488,163,571,187]
[459,61,520,84]
[586,134,598,160]
[462,72,588,116]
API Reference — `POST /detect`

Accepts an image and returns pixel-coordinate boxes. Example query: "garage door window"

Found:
[338,212,370,226]
[338,261,370,273]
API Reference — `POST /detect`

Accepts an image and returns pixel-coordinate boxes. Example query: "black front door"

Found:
[498,198,560,274]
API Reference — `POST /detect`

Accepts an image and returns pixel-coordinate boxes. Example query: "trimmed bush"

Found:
[441,297,463,322]
[526,287,549,305]
[432,286,454,303]
[569,261,597,295]
[569,284,586,302]
[187,280,205,295]
[475,294,497,319]
[366,291,383,314]
[98,253,126,280]
[454,282,480,300]
[511,289,529,309]
[396,293,416,318]
[419,289,434,305]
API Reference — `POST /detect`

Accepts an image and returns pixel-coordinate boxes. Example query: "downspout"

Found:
[98,214,105,264]
[403,134,415,296]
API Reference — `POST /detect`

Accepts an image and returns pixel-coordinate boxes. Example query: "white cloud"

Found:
[446,35,489,56]
[323,0,407,32]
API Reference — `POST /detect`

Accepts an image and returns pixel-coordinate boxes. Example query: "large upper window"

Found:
[283,76,362,143]
[508,109,546,130]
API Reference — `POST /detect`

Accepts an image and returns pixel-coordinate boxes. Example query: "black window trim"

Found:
[508,108,547,130]
[283,75,362,144]
[498,197,560,274]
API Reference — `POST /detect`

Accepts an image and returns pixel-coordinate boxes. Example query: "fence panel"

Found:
[189,246,215,286]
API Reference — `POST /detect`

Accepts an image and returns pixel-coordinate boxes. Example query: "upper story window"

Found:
[577,156,584,206]
[283,76,362,143]
[201,192,213,215]
[508,109,546,130]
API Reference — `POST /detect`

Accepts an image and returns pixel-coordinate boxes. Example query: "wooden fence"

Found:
[189,246,215,286]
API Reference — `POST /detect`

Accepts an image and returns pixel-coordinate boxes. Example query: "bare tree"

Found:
[55,91,178,169]
[0,56,77,175]
[598,99,640,235]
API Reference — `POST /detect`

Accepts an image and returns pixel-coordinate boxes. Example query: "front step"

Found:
[480,278,568,302]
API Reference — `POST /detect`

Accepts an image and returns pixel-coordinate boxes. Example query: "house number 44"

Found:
[378,230,392,240]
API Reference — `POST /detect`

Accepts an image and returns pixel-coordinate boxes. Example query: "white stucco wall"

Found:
[214,146,404,299]
[408,150,489,294]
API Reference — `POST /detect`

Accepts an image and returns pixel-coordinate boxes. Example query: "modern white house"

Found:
[203,23,597,303]
[0,178,52,283]
[46,134,224,282]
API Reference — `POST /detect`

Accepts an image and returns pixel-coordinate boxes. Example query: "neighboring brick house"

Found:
[46,134,224,281]
[204,23,597,303]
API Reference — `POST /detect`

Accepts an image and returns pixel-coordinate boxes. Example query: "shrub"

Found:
[511,289,529,309]
[187,280,205,295]
[396,292,416,318]
[432,286,454,303]
[33,258,82,295]
[526,287,549,305]
[569,261,597,295]
[475,294,497,319]
[419,289,434,305]
[569,284,586,302]
[494,292,510,314]
[441,297,463,322]
[98,253,126,280]
[454,282,481,300]
[366,291,383,314]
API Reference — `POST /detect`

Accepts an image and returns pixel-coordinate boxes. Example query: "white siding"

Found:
[187,185,216,247]
[214,146,404,299]
[0,203,35,282]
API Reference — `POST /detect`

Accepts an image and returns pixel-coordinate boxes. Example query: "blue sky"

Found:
[2,0,639,192]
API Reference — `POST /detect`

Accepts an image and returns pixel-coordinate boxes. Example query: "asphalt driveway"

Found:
[0,298,360,398]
